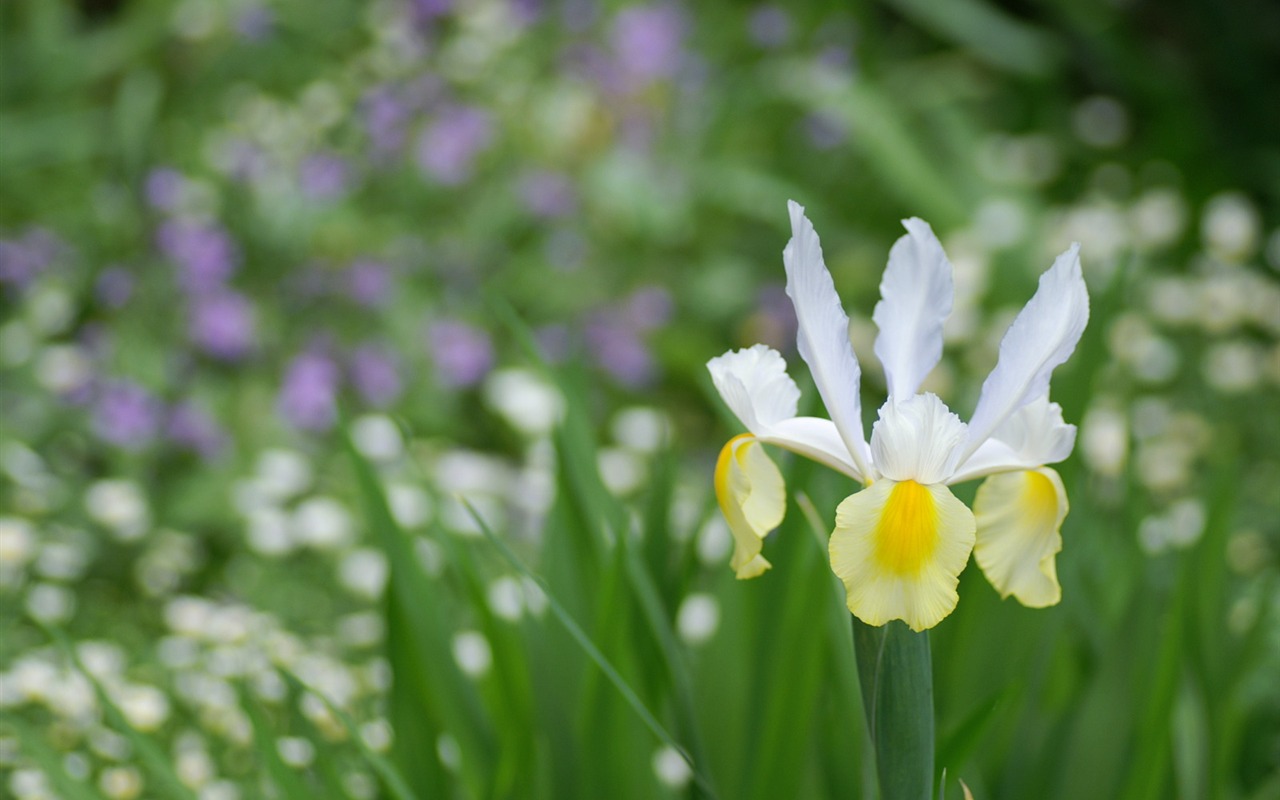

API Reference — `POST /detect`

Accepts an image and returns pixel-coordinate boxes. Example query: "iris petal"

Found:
[972,467,1067,607]
[714,435,786,579]
[829,479,976,631]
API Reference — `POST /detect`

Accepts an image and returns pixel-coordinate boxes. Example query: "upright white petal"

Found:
[961,245,1089,461]
[783,201,871,476]
[949,395,1077,484]
[707,345,800,434]
[873,218,954,399]
[869,393,968,485]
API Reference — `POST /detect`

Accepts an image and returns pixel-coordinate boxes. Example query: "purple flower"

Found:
[362,86,412,156]
[156,220,240,293]
[623,286,673,332]
[94,381,162,448]
[586,317,655,387]
[410,0,454,26]
[748,6,791,48]
[0,228,62,288]
[416,106,494,186]
[535,324,572,363]
[188,290,256,360]
[428,320,494,388]
[95,267,135,309]
[145,168,186,211]
[347,260,393,307]
[350,343,403,408]
[299,153,351,200]
[278,350,341,431]
[751,283,798,352]
[167,402,227,459]
[610,5,685,86]
[804,111,849,150]
[235,4,274,40]
[212,138,268,183]
[517,170,577,218]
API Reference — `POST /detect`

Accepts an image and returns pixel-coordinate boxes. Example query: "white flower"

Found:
[708,201,1089,630]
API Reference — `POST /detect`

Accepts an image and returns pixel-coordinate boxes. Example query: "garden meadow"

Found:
[1,1,1278,799]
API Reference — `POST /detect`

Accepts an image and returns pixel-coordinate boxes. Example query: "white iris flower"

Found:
[709,202,1089,631]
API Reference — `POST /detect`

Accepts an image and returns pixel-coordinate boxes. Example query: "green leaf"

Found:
[462,498,720,799]
[238,683,316,800]
[6,717,101,800]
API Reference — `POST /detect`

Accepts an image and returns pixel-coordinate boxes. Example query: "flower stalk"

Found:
[853,617,934,800]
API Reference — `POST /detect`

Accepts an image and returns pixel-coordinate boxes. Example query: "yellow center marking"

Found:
[714,434,754,518]
[1020,470,1059,527]
[873,480,939,575]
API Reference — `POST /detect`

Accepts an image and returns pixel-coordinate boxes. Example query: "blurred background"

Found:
[1,1,1278,798]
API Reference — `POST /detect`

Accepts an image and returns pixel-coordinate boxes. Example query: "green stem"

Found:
[852,617,935,800]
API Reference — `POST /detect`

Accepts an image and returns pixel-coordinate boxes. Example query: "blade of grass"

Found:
[341,420,496,795]
[39,622,198,800]
[6,717,101,800]
[238,683,316,800]
[281,671,420,800]
[461,497,720,799]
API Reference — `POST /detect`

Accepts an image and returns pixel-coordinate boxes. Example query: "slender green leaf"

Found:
[461,498,720,799]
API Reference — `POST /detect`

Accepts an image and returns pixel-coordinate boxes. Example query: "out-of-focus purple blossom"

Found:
[510,0,543,25]
[410,0,454,27]
[278,350,341,431]
[0,228,63,287]
[748,5,791,48]
[156,220,240,293]
[167,402,228,459]
[299,153,352,200]
[804,111,849,150]
[610,5,685,86]
[145,168,186,211]
[563,44,623,93]
[560,0,598,32]
[350,343,403,408]
[535,324,572,363]
[518,170,577,218]
[752,283,798,351]
[94,381,162,448]
[213,138,269,183]
[235,4,275,40]
[586,316,655,387]
[428,319,494,388]
[362,86,412,156]
[416,106,494,186]
[96,267,135,309]
[189,290,256,360]
[623,286,673,331]
[818,43,853,70]
[347,260,394,307]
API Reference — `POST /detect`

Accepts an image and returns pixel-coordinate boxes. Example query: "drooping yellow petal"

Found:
[714,435,786,579]
[972,467,1067,608]
[829,479,975,631]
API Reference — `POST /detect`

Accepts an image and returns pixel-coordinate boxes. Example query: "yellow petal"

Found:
[829,479,975,631]
[972,467,1068,608]
[714,435,786,579]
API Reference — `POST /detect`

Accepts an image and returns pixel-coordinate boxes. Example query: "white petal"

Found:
[949,395,1077,483]
[873,218,954,399]
[973,467,1067,607]
[869,393,967,485]
[707,345,800,434]
[764,416,862,480]
[961,245,1089,461]
[829,479,976,632]
[714,436,786,579]
[783,200,872,476]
